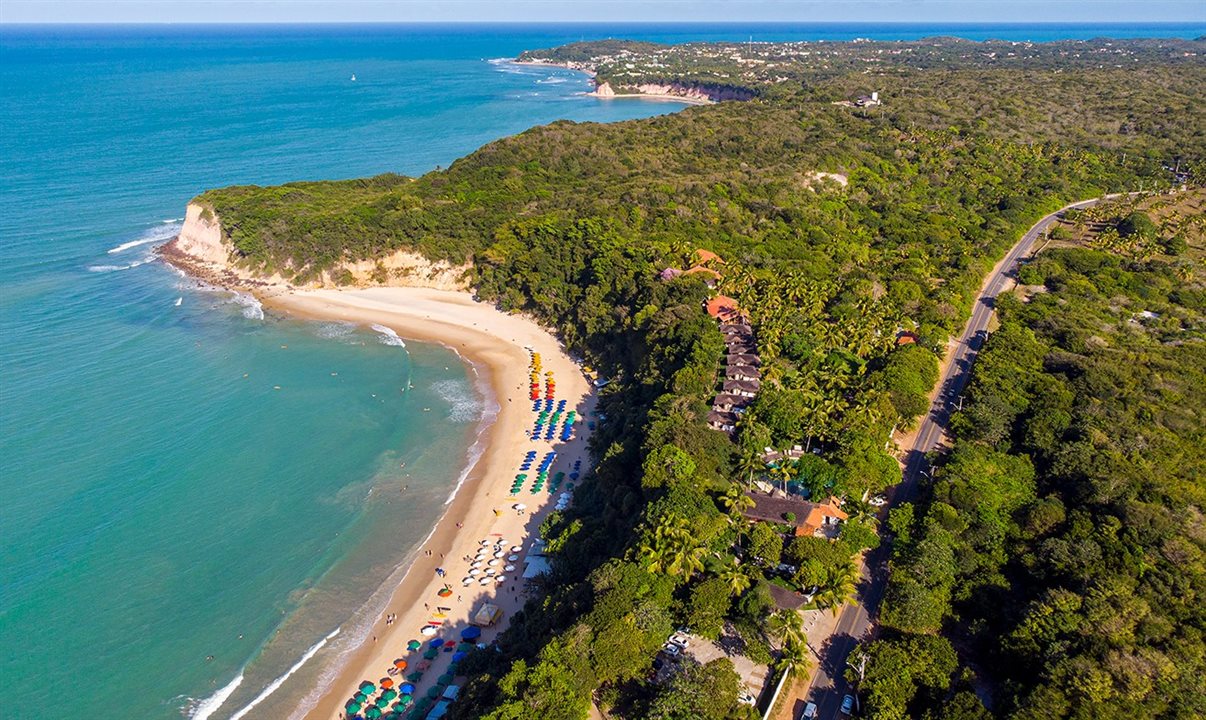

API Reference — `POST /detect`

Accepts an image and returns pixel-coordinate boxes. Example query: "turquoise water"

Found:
[1,23,1202,720]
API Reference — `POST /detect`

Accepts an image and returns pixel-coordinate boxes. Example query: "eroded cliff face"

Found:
[591,80,755,103]
[162,202,471,292]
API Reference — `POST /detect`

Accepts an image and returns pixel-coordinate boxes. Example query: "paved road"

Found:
[798,197,1110,720]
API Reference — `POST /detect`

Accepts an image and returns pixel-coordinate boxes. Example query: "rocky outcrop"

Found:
[160,202,471,293]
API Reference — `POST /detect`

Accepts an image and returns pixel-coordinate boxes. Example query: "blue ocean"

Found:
[1,22,1201,720]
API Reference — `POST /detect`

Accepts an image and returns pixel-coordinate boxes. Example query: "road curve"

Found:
[799,196,1114,720]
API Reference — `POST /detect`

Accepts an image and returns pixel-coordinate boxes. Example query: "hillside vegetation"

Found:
[192,37,1205,720]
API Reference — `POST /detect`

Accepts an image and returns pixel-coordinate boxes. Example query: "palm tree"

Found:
[735,451,765,488]
[779,637,812,674]
[718,559,753,597]
[638,515,707,581]
[843,498,878,528]
[719,485,756,520]
[766,609,805,650]
[814,560,859,615]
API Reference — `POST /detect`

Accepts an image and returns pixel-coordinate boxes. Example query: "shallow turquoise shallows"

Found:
[1,22,1201,720]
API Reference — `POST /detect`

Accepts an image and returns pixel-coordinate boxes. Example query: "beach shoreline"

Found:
[162,230,596,719]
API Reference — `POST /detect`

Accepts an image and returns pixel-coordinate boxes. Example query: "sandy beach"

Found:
[262,287,596,719]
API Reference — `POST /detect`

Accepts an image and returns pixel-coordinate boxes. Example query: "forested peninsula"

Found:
[188,36,1204,720]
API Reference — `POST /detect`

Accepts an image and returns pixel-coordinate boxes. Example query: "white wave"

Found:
[87,257,154,273]
[175,297,183,307]
[431,378,483,423]
[537,77,567,84]
[187,671,244,720]
[229,292,264,321]
[107,222,183,254]
[226,628,340,720]
[163,217,185,223]
[370,323,405,348]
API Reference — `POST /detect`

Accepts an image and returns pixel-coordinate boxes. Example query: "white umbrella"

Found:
[486,568,497,576]
[495,575,506,583]
[510,545,522,552]
[421,626,438,636]
[488,559,500,566]
[504,564,516,572]
[479,539,491,546]
[494,551,505,558]
[471,561,483,568]
[512,503,526,510]
[478,577,490,585]
[468,569,480,576]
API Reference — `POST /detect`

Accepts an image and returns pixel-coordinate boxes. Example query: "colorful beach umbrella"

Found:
[399,683,415,695]
[380,677,394,689]
[393,659,407,670]
[345,701,362,714]
[364,707,382,719]
[407,639,421,650]
[429,638,443,649]
[452,651,467,662]
[381,688,398,701]
[460,626,482,640]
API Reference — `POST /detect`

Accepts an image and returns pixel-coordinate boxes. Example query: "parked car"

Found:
[738,692,756,706]
[802,701,818,719]
[869,494,888,507]
[662,643,681,658]
[668,633,689,649]
[775,562,799,576]
[840,694,855,715]
[801,585,819,604]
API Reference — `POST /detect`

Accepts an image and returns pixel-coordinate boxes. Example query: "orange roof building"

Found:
[692,249,725,266]
[705,295,743,321]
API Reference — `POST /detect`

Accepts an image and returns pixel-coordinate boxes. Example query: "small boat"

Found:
[350,74,357,82]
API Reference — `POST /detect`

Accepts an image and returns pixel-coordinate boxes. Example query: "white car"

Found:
[668,633,689,649]
[738,692,756,706]
[869,495,888,507]
[662,643,681,657]
[802,701,818,718]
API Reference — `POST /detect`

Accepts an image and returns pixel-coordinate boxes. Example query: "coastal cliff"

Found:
[161,202,471,293]
[590,80,754,103]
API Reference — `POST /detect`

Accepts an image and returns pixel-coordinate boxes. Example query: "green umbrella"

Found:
[438,672,454,685]
[359,681,376,694]
[398,694,413,706]
[364,707,382,720]
[345,701,363,714]
[407,640,421,650]
[426,685,441,699]
[354,691,368,703]
[376,696,390,709]
[381,689,398,701]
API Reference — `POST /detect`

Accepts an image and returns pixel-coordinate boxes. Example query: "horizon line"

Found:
[2,20,1204,26]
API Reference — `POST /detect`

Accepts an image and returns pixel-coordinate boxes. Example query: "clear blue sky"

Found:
[1,1,1202,24]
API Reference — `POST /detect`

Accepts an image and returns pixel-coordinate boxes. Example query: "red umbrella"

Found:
[394,659,408,670]
[380,678,394,689]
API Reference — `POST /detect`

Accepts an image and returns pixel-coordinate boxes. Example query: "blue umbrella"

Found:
[429,638,443,649]
[399,683,415,695]
[452,651,467,662]
[460,626,482,640]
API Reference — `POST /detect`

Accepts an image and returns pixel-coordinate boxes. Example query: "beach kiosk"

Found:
[472,603,503,628]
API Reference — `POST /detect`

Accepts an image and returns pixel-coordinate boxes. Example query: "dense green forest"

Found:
[861,215,1204,719]
[192,37,1205,720]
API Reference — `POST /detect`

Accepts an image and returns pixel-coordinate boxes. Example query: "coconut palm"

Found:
[638,515,707,581]
[814,560,859,615]
[718,559,753,597]
[766,609,805,650]
[734,451,765,488]
[719,485,756,519]
[779,637,812,674]
[843,498,878,528]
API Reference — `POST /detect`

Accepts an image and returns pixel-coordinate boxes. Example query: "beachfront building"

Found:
[741,491,849,538]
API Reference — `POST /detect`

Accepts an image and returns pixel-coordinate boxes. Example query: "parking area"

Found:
[656,628,771,707]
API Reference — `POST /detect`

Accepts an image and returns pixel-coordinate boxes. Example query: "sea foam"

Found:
[187,671,244,720]
[107,222,183,254]
[229,292,264,321]
[370,323,406,348]
[226,628,340,720]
